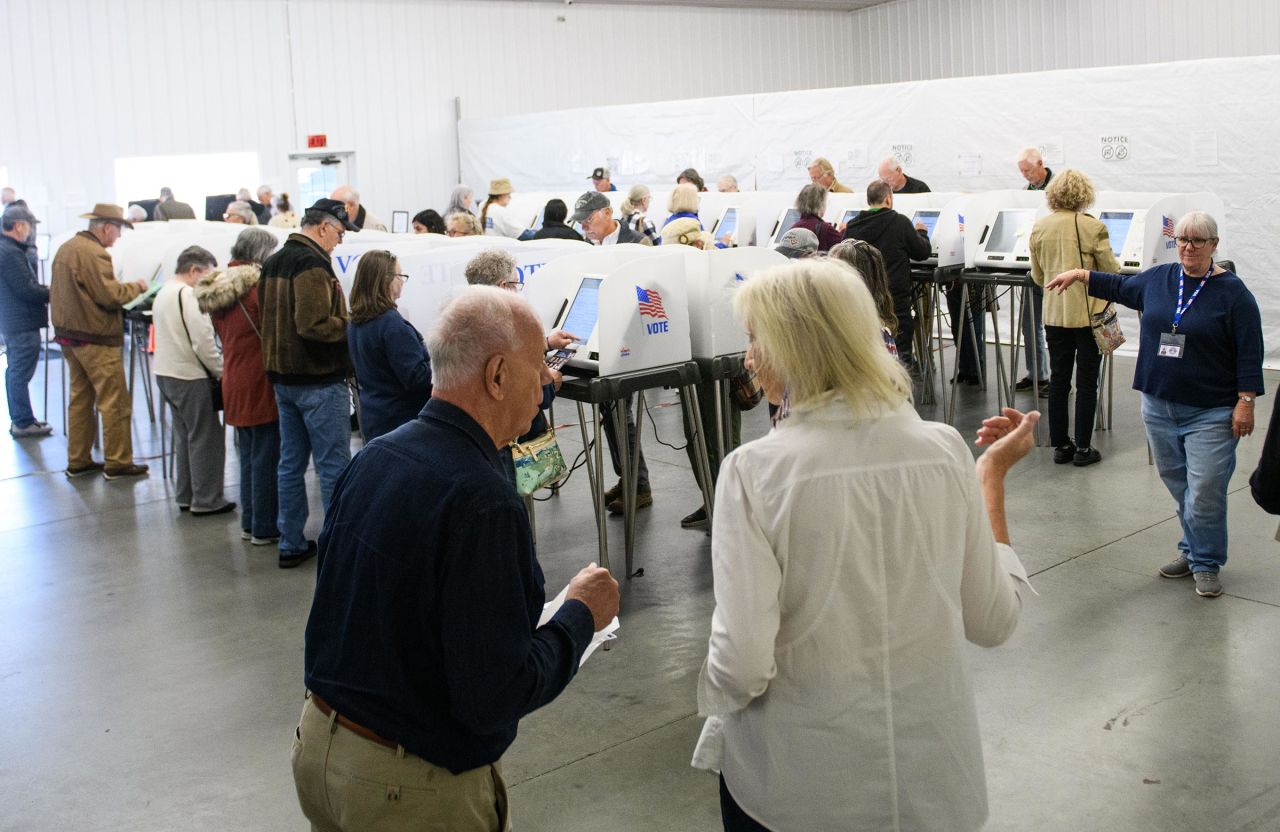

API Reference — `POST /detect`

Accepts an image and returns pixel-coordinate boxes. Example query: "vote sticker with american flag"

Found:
[636,286,668,320]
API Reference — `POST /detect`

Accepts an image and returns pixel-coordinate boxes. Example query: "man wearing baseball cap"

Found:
[50,204,150,478]
[569,191,645,247]
[0,204,52,438]
[588,167,616,193]
[259,198,358,568]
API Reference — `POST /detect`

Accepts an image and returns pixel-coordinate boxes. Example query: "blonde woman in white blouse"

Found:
[693,258,1039,832]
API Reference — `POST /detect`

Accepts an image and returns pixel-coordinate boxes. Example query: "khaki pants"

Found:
[63,343,133,468]
[292,696,512,832]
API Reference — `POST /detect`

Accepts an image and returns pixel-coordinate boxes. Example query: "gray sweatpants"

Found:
[157,375,227,511]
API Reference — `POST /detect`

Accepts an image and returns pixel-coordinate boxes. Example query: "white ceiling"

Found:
[514,0,896,11]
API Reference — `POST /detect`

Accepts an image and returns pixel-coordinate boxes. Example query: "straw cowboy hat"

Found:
[488,178,514,196]
[79,203,135,228]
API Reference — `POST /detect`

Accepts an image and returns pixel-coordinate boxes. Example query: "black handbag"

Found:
[177,287,223,412]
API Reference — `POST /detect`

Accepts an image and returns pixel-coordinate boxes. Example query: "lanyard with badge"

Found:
[1158,260,1212,359]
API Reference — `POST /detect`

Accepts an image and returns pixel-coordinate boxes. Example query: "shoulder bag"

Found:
[177,288,223,411]
[510,428,568,497]
[1076,214,1125,354]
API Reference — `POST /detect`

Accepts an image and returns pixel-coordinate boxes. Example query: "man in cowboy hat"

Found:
[49,203,151,479]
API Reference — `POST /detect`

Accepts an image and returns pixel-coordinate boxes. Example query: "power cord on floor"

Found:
[642,396,687,451]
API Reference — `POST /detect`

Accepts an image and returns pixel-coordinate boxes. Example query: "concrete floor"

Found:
[2,347,1279,832]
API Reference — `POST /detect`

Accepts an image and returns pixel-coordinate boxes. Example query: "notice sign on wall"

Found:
[892,143,915,166]
[1100,135,1130,161]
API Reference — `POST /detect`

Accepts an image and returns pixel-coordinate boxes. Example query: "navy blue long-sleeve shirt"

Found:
[1089,263,1264,409]
[347,307,432,441]
[305,398,596,773]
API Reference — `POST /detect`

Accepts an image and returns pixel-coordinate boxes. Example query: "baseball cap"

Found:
[775,227,819,259]
[307,198,359,230]
[569,191,610,224]
[589,167,611,181]
[2,204,40,226]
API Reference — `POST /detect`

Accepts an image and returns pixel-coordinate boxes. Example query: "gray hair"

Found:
[447,185,474,215]
[225,201,259,224]
[1017,147,1042,164]
[301,209,339,229]
[230,228,279,265]
[464,249,518,286]
[717,175,739,192]
[126,204,148,223]
[175,245,217,275]
[159,186,174,200]
[795,183,828,217]
[1174,211,1218,241]
[620,184,650,216]
[428,287,539,391]
[257,185,272,200]
[332,185,359,203]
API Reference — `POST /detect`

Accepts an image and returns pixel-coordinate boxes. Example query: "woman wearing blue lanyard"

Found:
[1046,211,1264,598]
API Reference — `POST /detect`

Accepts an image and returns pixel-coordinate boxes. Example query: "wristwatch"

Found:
[1239,395,1255,404]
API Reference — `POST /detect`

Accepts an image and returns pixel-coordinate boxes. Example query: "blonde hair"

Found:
[1044,168,1095,213]
[445,212,483,236]
[667,183,700,215]
[661,217,707,248]
[734,259,911,416]
[620,184,650,216]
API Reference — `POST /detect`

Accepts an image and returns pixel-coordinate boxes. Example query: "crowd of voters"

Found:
[0,144,1275,829]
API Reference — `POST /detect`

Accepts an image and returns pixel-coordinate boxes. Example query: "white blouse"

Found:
[693,398,1032,832]
[482,202,528,238]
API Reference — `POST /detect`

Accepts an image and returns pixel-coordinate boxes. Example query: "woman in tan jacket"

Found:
[1029,169,1121,466]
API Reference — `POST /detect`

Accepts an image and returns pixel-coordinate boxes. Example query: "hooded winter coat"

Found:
[195,263,278,427]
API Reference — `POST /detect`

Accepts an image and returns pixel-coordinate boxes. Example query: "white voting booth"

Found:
[891,192,960,266]
[1090,191,1226,274]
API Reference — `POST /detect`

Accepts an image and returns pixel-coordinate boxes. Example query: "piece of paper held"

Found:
[539,584,619,667]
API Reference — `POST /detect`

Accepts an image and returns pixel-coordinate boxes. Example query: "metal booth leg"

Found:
[683,384,716,530]
[612,395,636,578]
[576,401,609,572]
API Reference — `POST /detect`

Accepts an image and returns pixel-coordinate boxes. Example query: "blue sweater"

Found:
[305,399,595,773]
[347,308,432,441]
[1089,263,1264,409]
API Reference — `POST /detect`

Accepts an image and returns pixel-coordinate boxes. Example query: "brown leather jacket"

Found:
[50,231,143,346]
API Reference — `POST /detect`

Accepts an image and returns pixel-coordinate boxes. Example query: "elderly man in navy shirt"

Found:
[293,286,620,831]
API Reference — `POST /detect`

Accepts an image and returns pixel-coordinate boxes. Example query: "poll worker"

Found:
[589,166,616,192]
[331,185,387,232]
[877,156,930,194]
[153,245,234,516]
[694,257,1036,832]
[1,204,52,438]
[153,186,196,221]
[447,185,476,216]
[717,175,739,193]
[50,203,149,479]
[529,199,583,242]
[348,250,432,443]
[842,179,931,367]
[479,178,525,238]
[807,157,852,193]
[570,191,653,513]
[195,228,282,545]
[620,185,659,245]
[1014,147,1053,393]
[446,212,484,238]
[293,287,620,832]
[223,200,259,225]
[1046,211,1263,598]
[1028,169,1119,467]
[790,184,841,252]
[260,198,358,569]
[411,209,445,235]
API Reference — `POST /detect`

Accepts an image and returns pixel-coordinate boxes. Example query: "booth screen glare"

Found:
[714,208,737,239]
[562,278,603,343]
[1099,212,1134,257]
[912,210,941,240]
[773,209,801,243]
[985,209,1036,253]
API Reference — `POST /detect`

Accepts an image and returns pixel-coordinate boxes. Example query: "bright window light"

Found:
[114,152,261,217]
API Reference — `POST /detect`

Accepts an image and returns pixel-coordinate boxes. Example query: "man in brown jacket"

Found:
[50,203,150,479]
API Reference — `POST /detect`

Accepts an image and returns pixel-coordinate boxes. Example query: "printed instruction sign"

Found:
[1100,135,1130,162]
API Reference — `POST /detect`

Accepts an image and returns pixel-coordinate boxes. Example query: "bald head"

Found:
[877,156,906,191]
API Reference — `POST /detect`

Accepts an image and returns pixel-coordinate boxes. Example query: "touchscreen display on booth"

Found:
[985,209,1036,253]
[561,277,603,344]
[1099,212,1133,257]
[773,209,801,243]
[912,210,941,239]
[714,209,737,240]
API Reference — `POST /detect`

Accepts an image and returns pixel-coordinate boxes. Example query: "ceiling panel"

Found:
[508,0,896,11]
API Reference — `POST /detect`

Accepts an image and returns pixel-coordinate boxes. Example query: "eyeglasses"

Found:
[447,229,467,237]
[499,279,522,291]
[1175,236,1215,249]
[393,273,409,282]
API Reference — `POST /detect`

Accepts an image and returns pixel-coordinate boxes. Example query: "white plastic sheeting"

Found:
[460,55,1280,367]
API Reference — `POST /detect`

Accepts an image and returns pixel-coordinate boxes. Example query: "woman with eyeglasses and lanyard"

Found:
[346,250,432,443]
[1046,212,1264,598]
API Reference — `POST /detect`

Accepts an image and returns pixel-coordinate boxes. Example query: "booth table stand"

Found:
[124,309,157,424]
[557,361,714,579]
[692,353,747,463]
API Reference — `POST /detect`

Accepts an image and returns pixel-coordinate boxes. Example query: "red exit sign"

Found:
[307,134,328,148]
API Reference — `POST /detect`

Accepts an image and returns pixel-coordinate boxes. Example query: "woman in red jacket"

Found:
[790,184,843,252]
[195,228,282,546]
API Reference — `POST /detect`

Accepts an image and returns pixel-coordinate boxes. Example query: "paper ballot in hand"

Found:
[538,584,619,667]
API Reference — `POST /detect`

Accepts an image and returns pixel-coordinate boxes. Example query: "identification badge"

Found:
[1158,332,1186,359]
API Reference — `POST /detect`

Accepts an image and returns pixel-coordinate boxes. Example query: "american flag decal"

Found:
[1161,215,1176,238]
[958,214,966,233]
[636,286,668,319]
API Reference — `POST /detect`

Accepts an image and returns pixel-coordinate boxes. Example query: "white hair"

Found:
[126,204,148,222]
[717,175,739,191]
[1017,147,1043,164]
[332,185,359,203]
[878,155,902,173]
[428,287,539,391]
[1174,211,1218,240]
[225,201,259,224]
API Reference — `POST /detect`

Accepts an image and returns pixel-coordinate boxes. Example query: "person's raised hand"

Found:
[132,279,150,292]
[547,330,578,350]
[565,562,620,632]
[975,408,1039,475]
[1045,269,1085,294]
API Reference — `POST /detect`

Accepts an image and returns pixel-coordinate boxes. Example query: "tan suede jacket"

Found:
[50,231,143,346]
[1030,210,1121,328]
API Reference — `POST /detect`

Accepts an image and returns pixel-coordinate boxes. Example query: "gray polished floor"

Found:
[1,346,1278,832]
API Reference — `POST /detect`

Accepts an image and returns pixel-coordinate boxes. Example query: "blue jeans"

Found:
[275,383,352,554]
[4,330,41,428]
[237,423,280,540]
[1021,283,1049,381]
[1142,394,1239,573]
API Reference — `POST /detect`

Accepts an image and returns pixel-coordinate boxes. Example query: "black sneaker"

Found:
[1014,377,1034,391]
[191,502,237,516]
[1073,447,1102,467]
[279,540,318,569]
[681,506,708,530]
[1053,444,1077,464]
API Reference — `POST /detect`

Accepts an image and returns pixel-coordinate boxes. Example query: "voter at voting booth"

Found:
[480,178,527,239]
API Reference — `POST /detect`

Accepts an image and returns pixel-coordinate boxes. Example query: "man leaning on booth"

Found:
[50,203,150,479]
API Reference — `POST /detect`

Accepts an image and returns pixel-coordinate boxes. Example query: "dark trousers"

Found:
[892,291,915,363]
[236,422,280,539]
[946,284,986,378]
[680,380,741,494]
[720,776,774,832]
[1046,325,1102,450]
[600,398,649,491]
